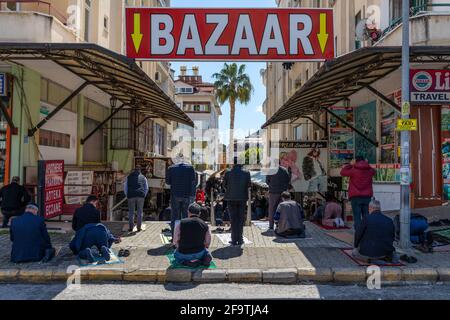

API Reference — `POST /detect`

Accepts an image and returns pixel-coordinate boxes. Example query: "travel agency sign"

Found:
[125,8,334,61]
[411,70,450,104]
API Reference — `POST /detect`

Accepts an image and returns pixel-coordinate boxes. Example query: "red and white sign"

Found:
[125,8,334,61]
[38,160,64,219]
[411,69,450,103]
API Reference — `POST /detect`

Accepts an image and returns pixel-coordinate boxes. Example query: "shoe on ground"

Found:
[100,246,111,262]
[202,254,213,266]
[85,248,96,263]
[128,228,133,233]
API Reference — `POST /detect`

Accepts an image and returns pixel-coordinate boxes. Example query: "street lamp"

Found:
[110,96,118,109]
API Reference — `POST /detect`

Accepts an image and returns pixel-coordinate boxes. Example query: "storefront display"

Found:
[329,106,354,169]
[355,101,377,164]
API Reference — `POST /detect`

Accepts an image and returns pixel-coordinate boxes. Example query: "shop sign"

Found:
[396,119,417,131]
[125,8,335,61]
[64,171,94,205]
[38,160,65,219]
[411,70,450,103]
[0,73,6,97]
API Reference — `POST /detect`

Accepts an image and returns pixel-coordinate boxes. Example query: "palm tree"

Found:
[212,63,254,162]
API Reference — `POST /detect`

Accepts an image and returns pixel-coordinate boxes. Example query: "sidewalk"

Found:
[0,221,449,285]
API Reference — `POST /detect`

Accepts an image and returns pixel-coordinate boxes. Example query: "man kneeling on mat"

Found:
[274,192,306,238]
[352,199,399,263]
[70,223,118,263]
[173,203,213,267]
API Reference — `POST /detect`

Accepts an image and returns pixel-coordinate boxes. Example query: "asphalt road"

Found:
[0,283,449,300]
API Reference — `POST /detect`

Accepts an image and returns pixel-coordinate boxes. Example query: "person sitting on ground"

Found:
[10,203,55,263]
[322,193,345,228]
[173,203,213,267]
[352,199,398,263]
[273,192,305,238]
[70,223,119,263]
[72,195,101,232]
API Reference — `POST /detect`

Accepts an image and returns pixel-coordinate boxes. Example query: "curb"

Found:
[1,267,449,285]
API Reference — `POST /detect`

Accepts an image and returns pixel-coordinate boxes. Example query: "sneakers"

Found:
[334,218,345,228]
[100,246,111,262]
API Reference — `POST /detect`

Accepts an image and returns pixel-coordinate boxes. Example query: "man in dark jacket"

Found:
[10,203,55,263]
[0,176,31,228]
[166,156,197,237]
[124,166,149,232]
[353,200,396,262]
[70,223,117,263]
[223,161,251,245]
[266,164,291,230]
[173,203,212,266]
[340,156,376,230]
[72,195,101,232]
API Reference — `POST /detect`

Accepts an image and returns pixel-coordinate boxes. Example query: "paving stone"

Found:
[192,269,227,283]
[262,268,297,284]
[228,269,262,283]
[123,269,166,282]
[380,267,403,284]
[18,269,54,283]
[166,269,193,282]
[297,267,333,282]
[402,268,439,283]
[0,269,19,282]
[333,267,367,283]
[437,268,450,282]
[86,268,124,282]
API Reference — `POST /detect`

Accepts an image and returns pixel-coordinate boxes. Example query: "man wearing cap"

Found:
[124,165,149,232]
[10,203,55,263]
[0,176,31,228]
[173,203,212,267]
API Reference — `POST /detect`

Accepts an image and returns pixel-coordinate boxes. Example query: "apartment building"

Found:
[174,66,222,171]
[263,0,450,210]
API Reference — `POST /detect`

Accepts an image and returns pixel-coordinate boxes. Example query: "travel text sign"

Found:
[125,8,334,61]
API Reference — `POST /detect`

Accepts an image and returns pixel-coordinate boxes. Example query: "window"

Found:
[111,110,133,149]
[39,129,71,149]
[355,11,362,49]
[294,125,302,141]
[154,123,166,156]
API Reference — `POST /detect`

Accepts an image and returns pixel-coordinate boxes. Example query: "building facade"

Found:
[263,0,450,210]
[174,66,222,171]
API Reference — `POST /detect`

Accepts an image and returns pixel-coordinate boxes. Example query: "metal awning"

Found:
[0,42,194,127]
[262,46,450,128]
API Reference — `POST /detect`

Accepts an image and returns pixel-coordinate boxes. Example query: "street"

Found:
[0,283,449,300]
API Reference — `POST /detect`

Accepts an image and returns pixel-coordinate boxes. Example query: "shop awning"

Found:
[0,42,194,127]
[262,46,450,128]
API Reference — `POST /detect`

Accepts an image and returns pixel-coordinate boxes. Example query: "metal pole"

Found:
[400,0,411,250]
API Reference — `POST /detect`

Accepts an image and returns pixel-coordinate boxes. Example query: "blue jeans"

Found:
[174,249,208,264]
[170,196,191,236]
[351,196,371,230]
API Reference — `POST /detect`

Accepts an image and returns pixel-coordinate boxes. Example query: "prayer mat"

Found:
[326,232,355,246]
[431,228,450,243]
[215,233,252,245]
[253,221,270,231]
[341,249,404,267]
[312,221,350,230]
[78,249,123,267]
[166,250,217,270]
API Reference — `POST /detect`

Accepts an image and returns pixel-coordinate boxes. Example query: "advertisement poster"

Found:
[355,101,377,164]
[329,106,354,169]
[374,164,400,183]
[442,138,450,200]
[38,160,64,219]
[442,106,450,132]
[64,171,94,205]
[279,141,328,193]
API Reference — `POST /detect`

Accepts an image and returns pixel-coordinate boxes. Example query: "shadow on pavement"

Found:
[211,246,243,260]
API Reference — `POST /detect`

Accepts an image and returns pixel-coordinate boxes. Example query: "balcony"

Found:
[0,0,69,25]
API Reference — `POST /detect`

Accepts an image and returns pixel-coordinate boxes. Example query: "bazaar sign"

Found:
[125,8,335,61]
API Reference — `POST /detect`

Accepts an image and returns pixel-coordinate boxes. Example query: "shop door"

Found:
[411,105,443,208]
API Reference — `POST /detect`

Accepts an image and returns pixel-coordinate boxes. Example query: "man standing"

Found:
[266,163,291,230]
[223,160,251,246]
[10,203,55,263]
[173,203,212,267]
[340,156,376,230]
[166,155,197,237]
[352,200,397,263]
[274,192,305,238]
[124,166,149,232]
[72,195,101,232]
[0,176,31,228]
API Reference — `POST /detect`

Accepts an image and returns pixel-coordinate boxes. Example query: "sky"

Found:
[171,0,277,141]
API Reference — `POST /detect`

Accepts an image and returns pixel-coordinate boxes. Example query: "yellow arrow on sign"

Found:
[132,13,143,53]
[317,13,329,54]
